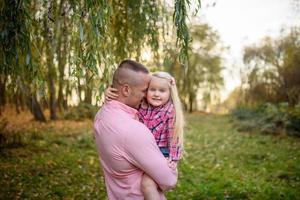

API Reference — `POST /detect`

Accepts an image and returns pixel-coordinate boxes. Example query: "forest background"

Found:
[1,0,300,199]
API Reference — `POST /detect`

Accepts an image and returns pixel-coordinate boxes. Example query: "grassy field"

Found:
[1,113,300,200]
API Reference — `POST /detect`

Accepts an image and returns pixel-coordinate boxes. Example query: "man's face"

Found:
[128,73,150,109]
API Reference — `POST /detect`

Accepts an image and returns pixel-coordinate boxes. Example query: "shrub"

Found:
[256,103,289,135]
[235,120,257,132]
[231,102,300,136]
[231,107,258,121]
[286,104,300,137]
[0,118,27,148]
[63,103,99,121]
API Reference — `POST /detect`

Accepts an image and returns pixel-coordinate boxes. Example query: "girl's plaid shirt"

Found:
[138,100,182,161]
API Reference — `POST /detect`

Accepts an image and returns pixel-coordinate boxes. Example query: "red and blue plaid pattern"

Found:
[138,101,182,161]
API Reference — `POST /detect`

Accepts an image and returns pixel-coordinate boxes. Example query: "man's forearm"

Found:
[157,168,178,191]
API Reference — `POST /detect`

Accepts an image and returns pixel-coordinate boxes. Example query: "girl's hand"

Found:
[166,157,177,170]
[105,87,119,101]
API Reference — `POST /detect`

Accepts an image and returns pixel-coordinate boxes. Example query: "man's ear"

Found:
[121,84,131,97]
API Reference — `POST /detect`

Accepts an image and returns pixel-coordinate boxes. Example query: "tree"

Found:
[1,0,200,121]
[164,24,224,112]
[243,27,300,106]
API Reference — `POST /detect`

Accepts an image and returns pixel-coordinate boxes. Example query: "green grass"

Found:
[1,114,300,199]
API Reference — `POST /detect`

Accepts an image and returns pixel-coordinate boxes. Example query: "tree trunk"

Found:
[43,15,57,120]
[46,46,57,120]
[14,93,20,114]
[27,95,46,122]
[189,95,194,113]
[64,73,70,108]
[26,91,46,122]
[84,70,92,104]
[57,75,64,111]
[63,62,72,109]
[19,80,46,122]
[48,75,57,120]
[77,77,82,103]
[84,86,92,104]
[0,75,7,115]
[57,9,67,112]
[18,89,26,111]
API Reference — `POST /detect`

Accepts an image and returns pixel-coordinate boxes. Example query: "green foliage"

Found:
[232,103,300,136]
[174,0,191,62]
[257,103,289,134]
[164,24,224,112]
[230,106,259,132]
[242,27,300,106]
[231,106,258,121]
[1,0,200,120]
[286,104,300,136]
[63,103,98,121]
[0,0,32,76]
[234,28,300,137]
[1,0,195,78]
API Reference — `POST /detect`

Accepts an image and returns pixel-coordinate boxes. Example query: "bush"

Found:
[231,107,261,133]
[63,103,99,121]
[0,118,27,148]
[235,120,257,132]
[231,103,300,136]
[286,104,300,137]
[256,103,289,135]
[231,106,259,121]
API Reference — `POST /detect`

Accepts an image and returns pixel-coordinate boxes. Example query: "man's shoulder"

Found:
[95,103,123,118]
[126,118,150,133]
[99,106,148,129]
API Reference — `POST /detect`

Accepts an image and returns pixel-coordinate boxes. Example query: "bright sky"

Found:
[195,0,300,101]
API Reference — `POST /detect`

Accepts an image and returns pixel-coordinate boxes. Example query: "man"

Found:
[94,60,177,200]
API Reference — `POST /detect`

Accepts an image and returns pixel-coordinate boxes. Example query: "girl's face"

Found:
[147,76,171,107]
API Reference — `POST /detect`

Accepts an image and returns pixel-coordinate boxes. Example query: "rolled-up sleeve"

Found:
[123,124,178,191]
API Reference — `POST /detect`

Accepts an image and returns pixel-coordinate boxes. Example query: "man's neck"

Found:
[115,97,127,106]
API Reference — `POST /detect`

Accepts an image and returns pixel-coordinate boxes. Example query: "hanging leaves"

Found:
[0,0,201,120]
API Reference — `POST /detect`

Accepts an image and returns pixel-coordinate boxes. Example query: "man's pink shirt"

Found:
[94,100,177,200]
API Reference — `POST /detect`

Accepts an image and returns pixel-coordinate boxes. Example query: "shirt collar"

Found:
[107,100,138,118]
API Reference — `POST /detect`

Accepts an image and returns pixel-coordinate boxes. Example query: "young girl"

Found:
[106,71,184,199]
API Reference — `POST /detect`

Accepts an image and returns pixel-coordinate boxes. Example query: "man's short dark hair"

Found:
[118,59,149,74]
[112,59,149,87]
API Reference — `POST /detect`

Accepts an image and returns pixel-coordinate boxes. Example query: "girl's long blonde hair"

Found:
[152,72,185,149]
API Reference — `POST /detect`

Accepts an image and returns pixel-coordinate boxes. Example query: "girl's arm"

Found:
[167,113,182,162]
[169,138,182,162]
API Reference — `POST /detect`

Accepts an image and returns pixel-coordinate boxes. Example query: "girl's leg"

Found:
[141,173,160,200]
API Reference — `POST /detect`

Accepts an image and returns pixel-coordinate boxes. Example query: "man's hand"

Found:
[105,87,119,101]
